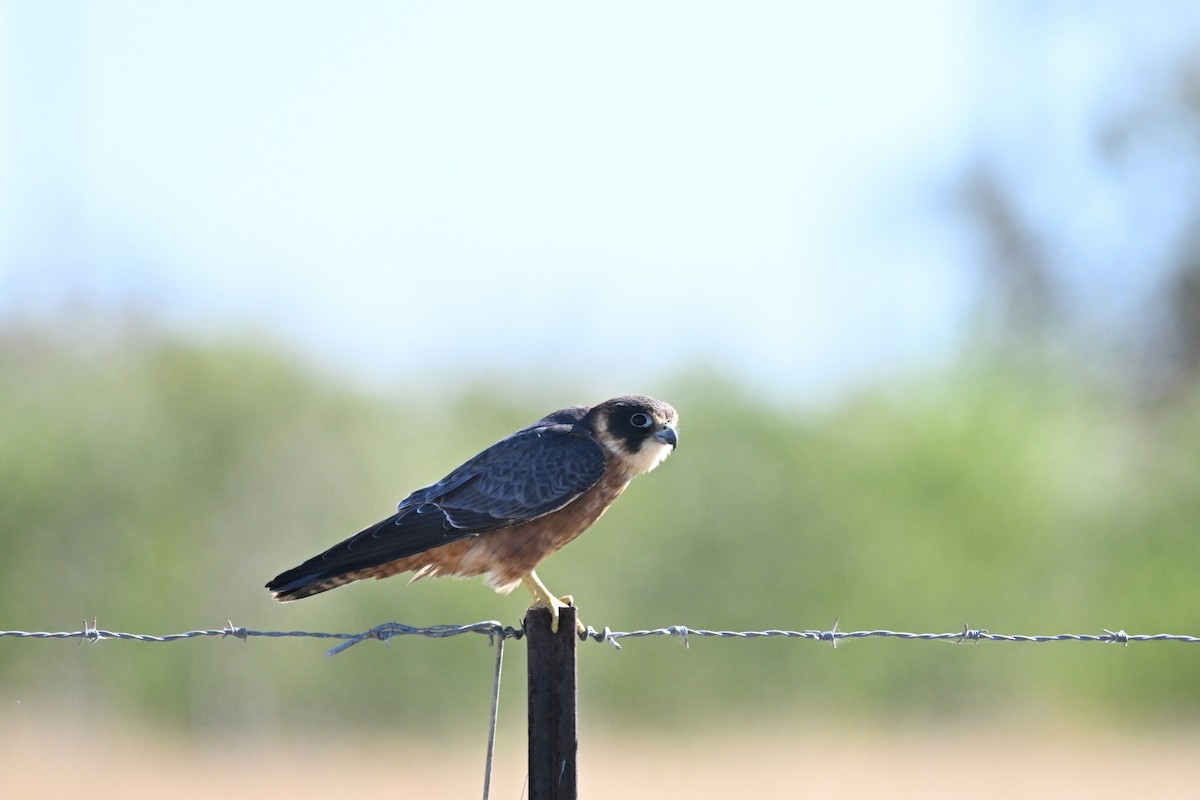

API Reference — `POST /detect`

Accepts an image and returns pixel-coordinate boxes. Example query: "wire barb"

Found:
[579,625,620,649]
[822,618,841,649]
[955,623,988,643]
[80,617,101,645]
[222,620,248,641]
[1104,629,1130,646]
[667,625,690,649]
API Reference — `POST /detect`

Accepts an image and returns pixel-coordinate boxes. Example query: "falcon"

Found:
[266,395,678,632]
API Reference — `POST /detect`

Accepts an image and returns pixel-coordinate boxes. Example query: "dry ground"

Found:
[4,717,1197,799]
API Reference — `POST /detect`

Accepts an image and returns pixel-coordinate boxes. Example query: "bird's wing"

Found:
[408,421,603,528]
[266,424,605,598]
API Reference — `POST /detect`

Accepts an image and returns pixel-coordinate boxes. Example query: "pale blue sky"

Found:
[3,2,1199,400]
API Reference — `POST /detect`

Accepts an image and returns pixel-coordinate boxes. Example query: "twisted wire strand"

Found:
[2,620,1197,655]
[589,626,1200,648]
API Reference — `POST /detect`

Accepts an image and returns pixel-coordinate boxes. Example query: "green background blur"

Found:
[2,324,1197,735]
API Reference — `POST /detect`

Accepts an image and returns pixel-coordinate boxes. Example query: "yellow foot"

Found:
[522,573,585,634]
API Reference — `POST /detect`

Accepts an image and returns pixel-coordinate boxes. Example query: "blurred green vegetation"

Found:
[1,322,1198,735]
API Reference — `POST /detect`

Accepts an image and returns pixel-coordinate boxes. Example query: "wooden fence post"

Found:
[525,606,578,800]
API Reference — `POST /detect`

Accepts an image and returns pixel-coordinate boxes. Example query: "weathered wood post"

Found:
[525,606,578,800]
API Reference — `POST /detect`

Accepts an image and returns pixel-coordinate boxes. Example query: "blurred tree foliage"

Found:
[2,322,1197,735]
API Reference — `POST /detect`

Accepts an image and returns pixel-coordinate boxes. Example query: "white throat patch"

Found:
[602,435,675,477]
[635,439,674,475]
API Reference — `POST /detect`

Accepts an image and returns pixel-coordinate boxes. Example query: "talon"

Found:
[522,572,584,634]
[546,594,569,633]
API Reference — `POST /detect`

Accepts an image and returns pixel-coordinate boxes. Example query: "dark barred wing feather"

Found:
[266,423,605,599]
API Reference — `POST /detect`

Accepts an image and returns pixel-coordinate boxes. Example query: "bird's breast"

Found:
[474,470,631,591]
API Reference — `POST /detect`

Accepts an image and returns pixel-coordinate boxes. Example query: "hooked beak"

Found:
[654,425,678,448]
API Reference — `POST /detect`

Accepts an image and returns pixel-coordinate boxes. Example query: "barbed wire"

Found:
[2,618,1197,656]
[7,616,1196,800]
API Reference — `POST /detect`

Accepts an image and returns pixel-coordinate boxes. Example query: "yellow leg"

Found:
[521,570,582,634]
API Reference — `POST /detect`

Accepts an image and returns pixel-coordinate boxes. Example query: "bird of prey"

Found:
[266,395,678,632]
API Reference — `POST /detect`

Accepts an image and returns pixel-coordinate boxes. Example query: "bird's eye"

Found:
[630,412,652,428]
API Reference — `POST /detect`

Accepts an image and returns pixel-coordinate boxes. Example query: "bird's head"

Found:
[590,395,679,476]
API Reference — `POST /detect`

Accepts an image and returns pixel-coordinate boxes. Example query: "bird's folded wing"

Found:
[266,424,605,596]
